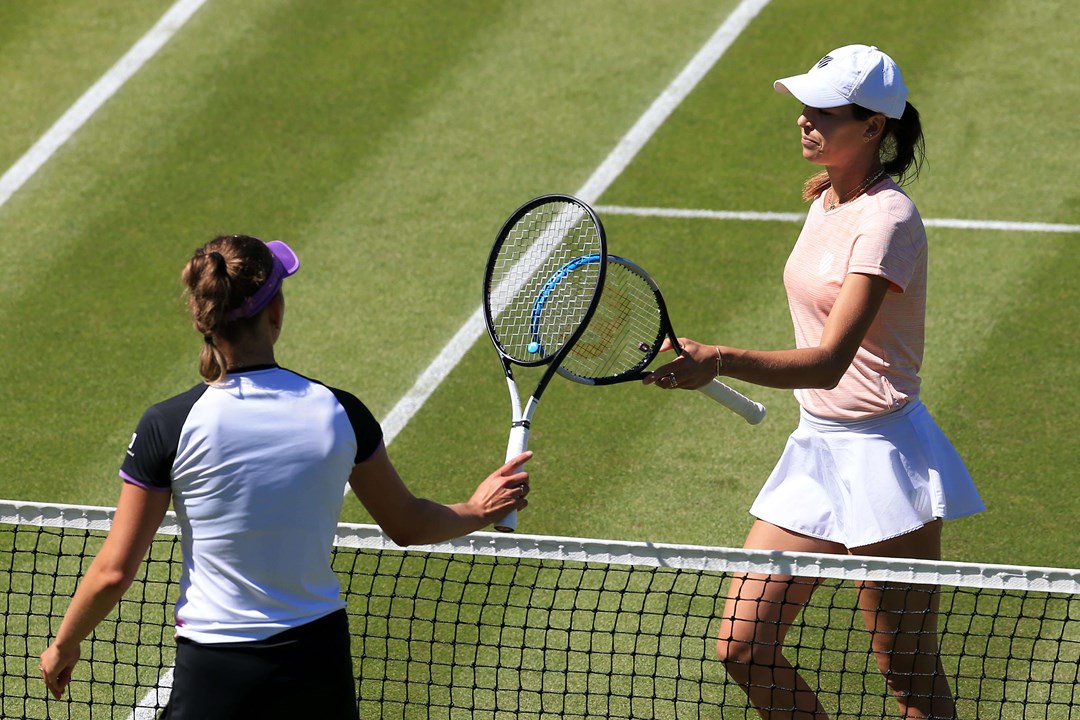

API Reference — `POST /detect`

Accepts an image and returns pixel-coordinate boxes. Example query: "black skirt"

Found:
[160,609,357,720]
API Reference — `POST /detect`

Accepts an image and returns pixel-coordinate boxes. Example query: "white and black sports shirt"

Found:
[120,365,382,643]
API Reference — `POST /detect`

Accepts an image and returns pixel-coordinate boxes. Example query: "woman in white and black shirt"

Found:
[40,234,532,719]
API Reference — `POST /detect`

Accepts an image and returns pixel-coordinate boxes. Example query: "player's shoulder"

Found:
[868,180,920,221]
[280,368,383,451]
[278,367,368,413]
[141,383,211,423]
[861,182,925,241]
[124,383,212,461]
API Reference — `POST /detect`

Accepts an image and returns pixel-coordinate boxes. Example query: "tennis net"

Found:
[2,499,1078,719]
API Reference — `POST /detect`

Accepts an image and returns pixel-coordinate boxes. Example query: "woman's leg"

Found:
[717,520,847,720]
[852,520,956,720]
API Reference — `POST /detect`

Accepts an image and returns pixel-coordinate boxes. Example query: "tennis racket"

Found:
[555,255,766,424]
[482,194,608,532]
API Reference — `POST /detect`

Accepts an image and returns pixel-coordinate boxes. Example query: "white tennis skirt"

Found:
[749,399,985,548]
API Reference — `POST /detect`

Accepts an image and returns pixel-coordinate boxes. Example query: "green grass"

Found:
[0,0,1076,558]
[1,6,1079,714]
[0,0,177,171]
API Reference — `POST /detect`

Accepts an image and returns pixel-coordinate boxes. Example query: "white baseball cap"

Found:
[774,44,908,119]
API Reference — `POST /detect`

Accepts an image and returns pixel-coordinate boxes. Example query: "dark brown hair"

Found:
[803,101,926,201]
[181,235,273,383]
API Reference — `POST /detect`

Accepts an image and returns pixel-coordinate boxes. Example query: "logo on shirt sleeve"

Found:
[126,432,138,458]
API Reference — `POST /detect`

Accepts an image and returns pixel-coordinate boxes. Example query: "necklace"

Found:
[826,168,885,211]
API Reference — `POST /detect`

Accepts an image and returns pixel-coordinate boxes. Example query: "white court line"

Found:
[0,0,209,211]
[128,668,174,720]
[378,0,772,448]
[596,204,1080,235]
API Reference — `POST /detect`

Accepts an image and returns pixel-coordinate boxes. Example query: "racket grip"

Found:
[494,423,531,532]
[698,379,767,424]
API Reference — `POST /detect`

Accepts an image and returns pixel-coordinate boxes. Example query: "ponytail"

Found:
[802,170,832,204]
[181,236,273,383]
[881,101,924,185]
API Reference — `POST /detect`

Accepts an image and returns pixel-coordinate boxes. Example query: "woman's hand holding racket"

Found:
[554,255,765,424]
[643,337,765,422]
[467,450,534,525]
[643,337,730,391]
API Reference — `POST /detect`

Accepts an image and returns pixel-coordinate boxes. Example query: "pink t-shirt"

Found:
[783,179,926,419]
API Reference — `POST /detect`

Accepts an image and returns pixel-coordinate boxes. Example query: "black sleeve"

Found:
[119,385,208,489]
[328,387,384,464]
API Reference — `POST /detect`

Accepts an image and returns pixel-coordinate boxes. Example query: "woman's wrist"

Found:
[714,346,724,377]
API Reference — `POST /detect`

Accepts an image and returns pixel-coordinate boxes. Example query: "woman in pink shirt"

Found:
[646,45,983,719]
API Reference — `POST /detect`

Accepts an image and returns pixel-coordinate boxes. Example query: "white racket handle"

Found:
[494,423,530,532]
[698,379,767,424]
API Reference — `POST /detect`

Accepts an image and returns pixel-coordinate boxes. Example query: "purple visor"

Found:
[224,240,300,321]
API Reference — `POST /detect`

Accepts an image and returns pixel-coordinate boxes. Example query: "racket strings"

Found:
[487,202,603,363]
[567,283,634,360]
[561,262,663,379]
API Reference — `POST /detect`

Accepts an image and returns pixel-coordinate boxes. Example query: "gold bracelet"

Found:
[714,346,724,377]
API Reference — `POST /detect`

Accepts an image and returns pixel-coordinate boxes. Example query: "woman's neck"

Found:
[826,163,885,208]
[219,342,276,372]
